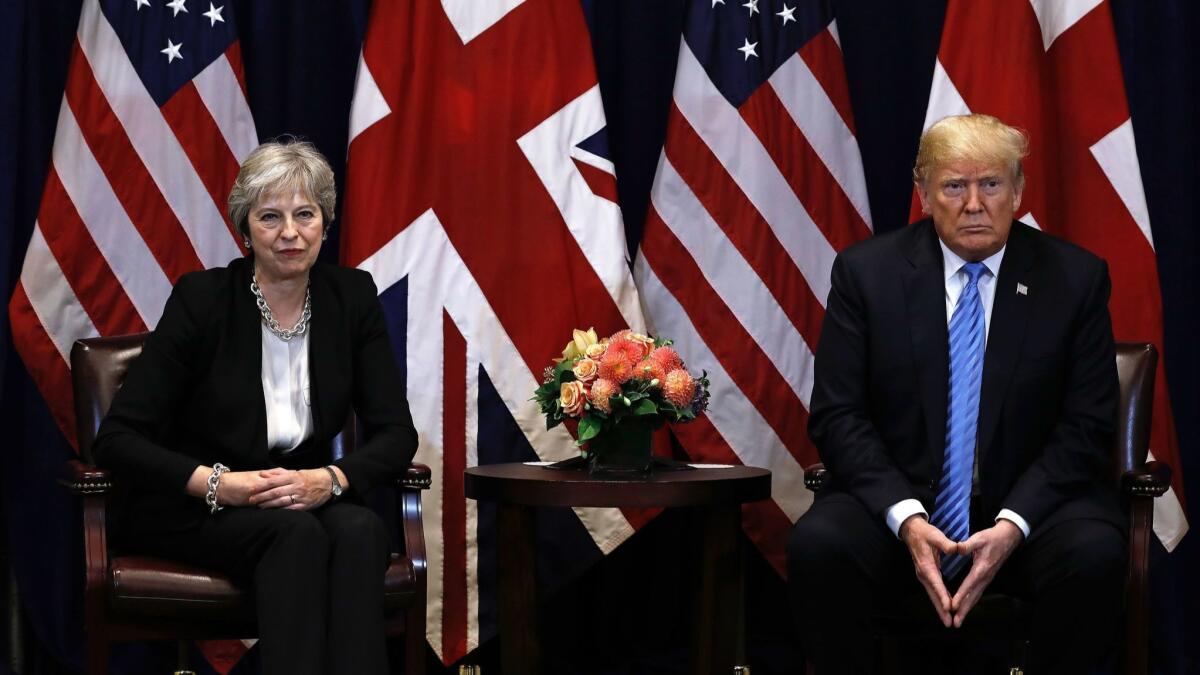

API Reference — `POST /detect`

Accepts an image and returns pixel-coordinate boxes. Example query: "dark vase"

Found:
[586,418,654,476]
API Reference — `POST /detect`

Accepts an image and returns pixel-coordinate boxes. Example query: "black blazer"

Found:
[93,256,418,536]
[808,219,1122,532]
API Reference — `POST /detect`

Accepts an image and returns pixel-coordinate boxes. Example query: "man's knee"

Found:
[788,507,864,579]
[1031,519,1125,603]
[1057,520,1125,585]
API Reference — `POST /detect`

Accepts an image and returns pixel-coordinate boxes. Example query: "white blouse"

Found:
[261,326,313,451]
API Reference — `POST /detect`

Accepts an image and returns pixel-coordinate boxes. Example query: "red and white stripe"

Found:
[636,21,872,574]
[918,0,1187,550]
[10,0,255,446]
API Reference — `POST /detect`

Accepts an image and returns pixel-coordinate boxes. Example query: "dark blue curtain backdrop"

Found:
[2,1,1196,673]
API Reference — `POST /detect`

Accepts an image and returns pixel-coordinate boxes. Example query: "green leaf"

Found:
[633,399,658,416]
[577,415,602,443]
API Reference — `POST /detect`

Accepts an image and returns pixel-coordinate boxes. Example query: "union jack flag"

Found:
[342,0,645,665]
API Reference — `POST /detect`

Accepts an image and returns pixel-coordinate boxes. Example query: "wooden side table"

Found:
[464,463,771,674]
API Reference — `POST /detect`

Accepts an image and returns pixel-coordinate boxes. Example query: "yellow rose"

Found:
[572,357,599,384]
[559,327,600,362]
[559,381,587,417]
[584,341,608,359]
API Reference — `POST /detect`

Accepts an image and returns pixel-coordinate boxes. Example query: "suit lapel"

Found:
[233,258,269,457]
[976,222,1036,462]
[902,221,950,466]
[306,264,336,442]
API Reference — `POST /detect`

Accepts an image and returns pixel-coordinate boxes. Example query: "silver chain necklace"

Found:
[251,276,311,341]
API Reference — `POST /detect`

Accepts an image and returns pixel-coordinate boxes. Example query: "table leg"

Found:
[498,503,540,675]
[692,504,744,674]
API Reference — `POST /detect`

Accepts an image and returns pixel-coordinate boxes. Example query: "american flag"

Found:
[8,0,256,671]
[9,0,253,448]
[915,0,1187,550]
[342,0,646,665]
[635,0,871,574]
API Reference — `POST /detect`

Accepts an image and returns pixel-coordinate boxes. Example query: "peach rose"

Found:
[626,332,656,358]
[560,380,587,417]
[572,357,599,384]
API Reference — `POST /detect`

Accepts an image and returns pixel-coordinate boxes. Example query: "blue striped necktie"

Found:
[931,261,987,581]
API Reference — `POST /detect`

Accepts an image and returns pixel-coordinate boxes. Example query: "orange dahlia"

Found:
[649,346,683,372]
[598,350,635,384]
[634,359,667,384]
[662,369,696,407]
[605,338,644,365]
[590,378,619,413]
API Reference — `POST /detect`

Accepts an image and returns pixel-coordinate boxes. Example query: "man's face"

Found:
[918,160,1023,261]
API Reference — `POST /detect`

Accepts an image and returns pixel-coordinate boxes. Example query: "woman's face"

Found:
[248,189,324,284]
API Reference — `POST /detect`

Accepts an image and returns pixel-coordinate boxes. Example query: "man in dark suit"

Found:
[787,114,1125,674]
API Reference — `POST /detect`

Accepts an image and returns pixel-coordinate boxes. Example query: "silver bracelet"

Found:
[206,463,229,514]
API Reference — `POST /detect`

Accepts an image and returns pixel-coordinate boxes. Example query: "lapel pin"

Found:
[1016,283,1028,296]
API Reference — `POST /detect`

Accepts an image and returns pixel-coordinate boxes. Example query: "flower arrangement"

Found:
[534,327,710,470]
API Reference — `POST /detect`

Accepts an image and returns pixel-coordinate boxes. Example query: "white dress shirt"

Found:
[883,239,1031,539]
[261,326,314,452]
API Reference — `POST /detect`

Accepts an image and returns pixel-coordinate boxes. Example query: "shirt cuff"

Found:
[885,499,928,538]
[995,509,1031,538]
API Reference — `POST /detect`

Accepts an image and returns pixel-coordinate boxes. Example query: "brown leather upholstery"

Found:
[109,556,249,619]
[802,342,1170,675]
[61,333,430,674]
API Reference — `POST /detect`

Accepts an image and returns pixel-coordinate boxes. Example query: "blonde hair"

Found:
[913,114,1029,186]
[227,138,336,239]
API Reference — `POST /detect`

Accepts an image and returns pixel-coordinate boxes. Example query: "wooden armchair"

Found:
[57,333,431,674]
[803,342,1171,675]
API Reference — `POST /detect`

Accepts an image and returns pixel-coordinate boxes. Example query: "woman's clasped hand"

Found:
[222,467,342,510]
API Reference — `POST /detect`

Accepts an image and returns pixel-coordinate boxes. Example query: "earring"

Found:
[243,236,251,249]
[322,230,328,241]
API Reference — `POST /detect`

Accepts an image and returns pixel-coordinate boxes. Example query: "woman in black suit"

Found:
[93,139,418,675]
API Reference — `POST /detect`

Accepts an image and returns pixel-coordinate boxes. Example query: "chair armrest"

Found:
[58,459,114,495]
[58,460,113,614]
[398,463,431,490]
[395,462,429,629]
[1121,461,1171,499]
[804,463,828,493]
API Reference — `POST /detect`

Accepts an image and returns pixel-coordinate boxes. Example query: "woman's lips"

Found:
[277,249,304,258]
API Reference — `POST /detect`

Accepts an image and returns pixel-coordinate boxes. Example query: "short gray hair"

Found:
[227,139,336,239]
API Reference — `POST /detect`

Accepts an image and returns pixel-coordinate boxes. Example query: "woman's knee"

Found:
[321,504,390,555]
[266,509,330,555]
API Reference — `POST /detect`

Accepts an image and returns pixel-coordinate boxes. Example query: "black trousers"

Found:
[786,491,1126,675]
[129,501,392,675]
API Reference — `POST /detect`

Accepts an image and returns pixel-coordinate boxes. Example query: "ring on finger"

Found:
[289,494,296,505]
